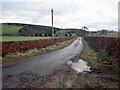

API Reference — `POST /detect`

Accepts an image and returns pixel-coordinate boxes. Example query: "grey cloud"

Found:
[1,0,119,31]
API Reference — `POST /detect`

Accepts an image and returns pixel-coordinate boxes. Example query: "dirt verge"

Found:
[9,54,118,88]
[16,62,118,88]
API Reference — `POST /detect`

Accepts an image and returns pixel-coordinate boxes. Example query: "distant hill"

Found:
[1,23,60,36]
[1,23,88,36]
[0,24,22,36]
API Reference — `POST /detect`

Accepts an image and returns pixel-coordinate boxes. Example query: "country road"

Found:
[2,37,84,88]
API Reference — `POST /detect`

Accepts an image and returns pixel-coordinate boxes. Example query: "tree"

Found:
[48,33,52,37]
[44,33,47,37]
[82,26,88,31]
[19,29,23,33]
[35,34,38,37]
[65,34,68,36]
[98,29,108,36]
[101,29,108,35]
[81,26,89,36]
[69,33,72,36]
[39,33,42,37]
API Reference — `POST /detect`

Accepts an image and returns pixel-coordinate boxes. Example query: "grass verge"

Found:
[2,38,76,64]
[80,38,102,70]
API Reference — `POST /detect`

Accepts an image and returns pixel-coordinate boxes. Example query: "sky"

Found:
[0,0,119,31]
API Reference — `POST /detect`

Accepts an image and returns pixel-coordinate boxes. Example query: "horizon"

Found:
[1,22,118,32]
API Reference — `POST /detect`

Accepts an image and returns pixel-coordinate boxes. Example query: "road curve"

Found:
[3,37,84,87]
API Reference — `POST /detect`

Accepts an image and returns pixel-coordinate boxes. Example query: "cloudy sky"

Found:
[0,0,119,31]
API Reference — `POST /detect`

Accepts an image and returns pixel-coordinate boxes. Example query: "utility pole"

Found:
[51,9,54,38]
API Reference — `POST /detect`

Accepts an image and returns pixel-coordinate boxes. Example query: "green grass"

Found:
[0,25,22,35]
[80,38,102,69]
[106,32,118,37]
[0,36,52,42]
[0,25,2,34]
[88,32,118,37]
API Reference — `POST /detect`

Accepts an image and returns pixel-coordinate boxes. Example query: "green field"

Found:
[88,32,118,37]
[106,32,118,37]
[0,36,52,42]
[0,25,22,35]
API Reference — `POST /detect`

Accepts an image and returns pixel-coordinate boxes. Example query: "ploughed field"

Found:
[84,36,119,59]
[1,37,75,57]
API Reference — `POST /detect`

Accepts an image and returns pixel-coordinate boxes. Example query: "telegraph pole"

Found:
[51,9,54,38]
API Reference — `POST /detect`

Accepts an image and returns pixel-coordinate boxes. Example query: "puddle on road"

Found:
[67,59,91,73]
